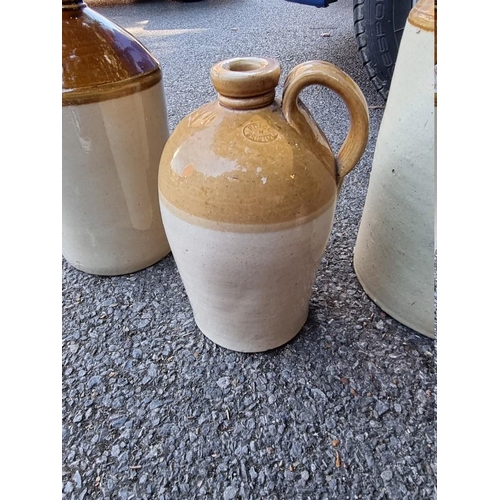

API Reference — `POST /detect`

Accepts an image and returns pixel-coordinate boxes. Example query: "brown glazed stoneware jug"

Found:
[62,0,170,276]
[159,57,369,352]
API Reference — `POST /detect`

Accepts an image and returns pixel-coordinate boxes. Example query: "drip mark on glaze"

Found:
[188,109,217,128]
[181,163,195,177]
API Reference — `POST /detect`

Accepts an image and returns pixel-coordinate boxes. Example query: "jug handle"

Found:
[282,61,369,181]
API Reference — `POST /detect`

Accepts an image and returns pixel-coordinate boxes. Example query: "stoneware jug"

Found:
[353,0,436,338]
[62,0,170,276]
[159,57,369,352]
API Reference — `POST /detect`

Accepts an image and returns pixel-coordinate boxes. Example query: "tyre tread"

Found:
[352,0,402,101]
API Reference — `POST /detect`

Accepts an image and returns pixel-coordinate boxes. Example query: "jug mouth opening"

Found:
[211,57,281,110]
[223,59,269,73]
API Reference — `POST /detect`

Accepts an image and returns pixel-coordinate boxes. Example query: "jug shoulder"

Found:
[159,101,338,228]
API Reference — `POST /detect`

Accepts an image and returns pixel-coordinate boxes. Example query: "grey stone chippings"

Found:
[62,0,436,499]
[223,486,238,500]
[381,469,394,482]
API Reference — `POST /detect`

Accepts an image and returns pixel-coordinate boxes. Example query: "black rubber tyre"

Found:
[353,0,414,100]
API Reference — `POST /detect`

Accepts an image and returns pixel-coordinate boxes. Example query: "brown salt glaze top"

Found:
[159,100,338,227]
[408,0,437,106]
[62,1,161,106]
[159,58,369,228]
[408,0,435,32]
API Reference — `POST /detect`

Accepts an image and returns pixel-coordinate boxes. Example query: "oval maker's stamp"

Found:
[243,122,279,143]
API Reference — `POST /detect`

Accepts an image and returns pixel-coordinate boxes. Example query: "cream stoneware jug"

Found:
[62,0,170,275]
[159,57,369,352]
[353,0,436,338]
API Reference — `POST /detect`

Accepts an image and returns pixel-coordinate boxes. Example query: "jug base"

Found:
[193,308,309,353]
[354,259,435,339]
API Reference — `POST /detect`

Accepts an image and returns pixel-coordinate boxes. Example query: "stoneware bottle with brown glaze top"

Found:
[159,57,369,352]
[353,0,436,338]
[62,0,170,275]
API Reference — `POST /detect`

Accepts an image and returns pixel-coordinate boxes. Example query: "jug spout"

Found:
[210,57,281,110]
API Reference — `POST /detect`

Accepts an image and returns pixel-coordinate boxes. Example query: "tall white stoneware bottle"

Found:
[353,0,436,338]
[159,57,369,352]
[62,0,170,275]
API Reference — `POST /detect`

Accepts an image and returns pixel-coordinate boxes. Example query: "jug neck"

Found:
[210,58,281,110]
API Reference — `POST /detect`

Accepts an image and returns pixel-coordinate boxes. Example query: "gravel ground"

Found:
[62,0,437,498]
